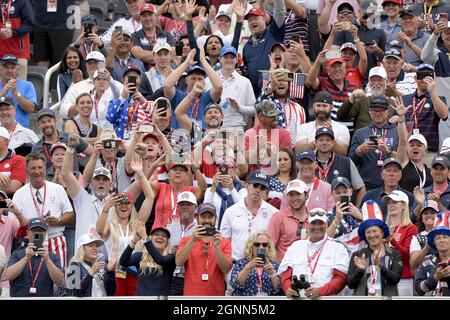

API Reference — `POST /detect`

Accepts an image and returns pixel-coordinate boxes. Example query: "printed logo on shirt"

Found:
[424,103,431,109]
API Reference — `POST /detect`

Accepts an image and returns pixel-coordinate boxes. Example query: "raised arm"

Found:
[175,82,205,132]
[306,50,327,90]
[82,140,103,185]
[272,0,287,28]
[198,47,223,102]
[131,156,155,223]
[62,136,82,198]
[163,49,197,100]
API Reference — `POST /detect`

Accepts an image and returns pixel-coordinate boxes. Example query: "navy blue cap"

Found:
[331,176,351,190]
[220,45,237,57]
[432,156,450,169]
[417,63,434,72]
[0,96,13,106]
[384,48,402,60]
[196,203,217,215]
[81,14,97,25]
[296,149,316,162]
[37,108,56,120]
[0,54,18,65]
[186,65,206,76]
[315,127,334,139]
[387,39,404,49]
[313,91,333,105]
[123,65,142,78]
[399,8,417,17]
[383,157,402,169]
[370,96,389,109]
[28,217,48,231]
[247,170,269,188]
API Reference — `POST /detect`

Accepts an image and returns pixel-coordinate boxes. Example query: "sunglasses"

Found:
[309,210,326,217]
[252,183,268,190]
[296,221,305,237]
[338,9,353,15]
[253,242,269,248]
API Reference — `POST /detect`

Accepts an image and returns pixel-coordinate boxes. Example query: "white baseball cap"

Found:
[0,127,10,140]
[86,51,105,62]
[383,190,409,206]
[369,66,387,79]
[308,208,328,224]
[76,233,105,251]
[177,191,197,205]
[285,179,307,195]
[153,42,171,53]
[216,10,232,20]
[408,133,427,149]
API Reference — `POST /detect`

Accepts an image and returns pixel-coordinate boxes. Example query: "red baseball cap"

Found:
[244,8,265,19]
[140,3,156,14]
[382,0,401,6]
[326,57,345,67]
[150,224,171,238]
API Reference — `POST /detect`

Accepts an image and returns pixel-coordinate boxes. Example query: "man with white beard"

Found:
[337,66,396,131]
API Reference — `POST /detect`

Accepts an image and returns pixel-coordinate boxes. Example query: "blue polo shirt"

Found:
[0,79,37,128]
[403,91,447,152]
[243,20,285,96]
[349,122,399,190]
[170,89,214,130]
[8,248,62,297]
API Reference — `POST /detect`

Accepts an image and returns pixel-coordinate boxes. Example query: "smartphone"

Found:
[440,13,448,24]
[325,50,342,60]
[0,200,7,209]
[438,261,448,268]
[128,75,137,94]
[103,139,116,149]
[175,41,183,56]
[84,24,92,38]
[157,98,167,117]
[204,227,216,236]
[290,35,300,43]
[256,247,266,262]
[340,195,350,207]
[115,25,123,35]
[369,135,379,144]
[33,232,45,251]
[417,71,434,80]
[364,42,374,46]
[218,163,229,175]
[139,124,154,134]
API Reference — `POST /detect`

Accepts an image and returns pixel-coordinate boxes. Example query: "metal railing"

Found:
[43,61,61,110]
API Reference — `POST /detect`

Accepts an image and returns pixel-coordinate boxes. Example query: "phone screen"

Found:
[84,24,92,37]
[157,99,167,117]
[340,196,350,206]
[0,200,7,209]
[33,233,45,250]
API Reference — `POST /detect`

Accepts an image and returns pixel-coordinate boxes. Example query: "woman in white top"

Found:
[90,69,121,129]
[96,156,155,296]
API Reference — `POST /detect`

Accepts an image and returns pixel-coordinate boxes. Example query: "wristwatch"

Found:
[14,92,21,98]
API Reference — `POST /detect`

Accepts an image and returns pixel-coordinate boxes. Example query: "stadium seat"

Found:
[89,0,108,21]
[113,0,128,21]
[27,65,48,111]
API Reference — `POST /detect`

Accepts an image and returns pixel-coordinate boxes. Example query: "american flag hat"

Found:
[285,179,307,195]
[358,200,390,242]
[427,211,450,250]
[177,191,197,205]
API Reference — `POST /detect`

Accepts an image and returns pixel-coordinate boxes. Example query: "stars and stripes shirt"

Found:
[257,93,306,146]
[106,98,153,140]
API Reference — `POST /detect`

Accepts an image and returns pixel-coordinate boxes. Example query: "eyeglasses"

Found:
[253,242,269,248]
[369,109,388,114]
[338,9,353,15]
[252,183,268,190]
[309,210,326,217]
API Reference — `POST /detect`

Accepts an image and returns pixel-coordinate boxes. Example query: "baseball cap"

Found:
[417,63,434,72]
[337,2,354,12]
[37,108,56,121]
[285,179,307,194]
[383,190,409,204]
[177,191,197,205]
[196,203,217,215]
[387,39,404,49]
[168,162,189,171]
[122,29,132,38]
[432,155,450,168]
[340,42,357,52]
[100,128,120,142]
[325,57,345,67]
[248,170,269,188]
[116,191,134,205]
[382,157,402,169]
[205,102,223,115]
[28,217,47,231]
[244,8,265,19]
[215,10,232,20]
[93,167,112,180]
[76,233,104,251]
[308,208,328,224]
[369,66,387,79]
[271,43,287,52]
[186,65,206,77]
[315,127,334,139]
[150,224,171,238]
[384,48,402,60]
[255,100,279,117]
[0,96,13,106]
[313,91,333,105]
[220,45,237,57]
[153,42,171,53]
[123,65,142,78]
[81,14,97,25]
[296,149,316,162]
[0,54,18,65]
[408,133,428,149]
[369,96,389,109]
[0,127,9,140]
[399,8,417,17]
[382,0,401,5]
[50,142,67,155]
[331,176,352,190]
[140,3,156,14]
[421,200,439,213]
[85,51,105,62]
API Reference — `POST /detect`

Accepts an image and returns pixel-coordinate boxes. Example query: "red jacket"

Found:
[0,0,34,59]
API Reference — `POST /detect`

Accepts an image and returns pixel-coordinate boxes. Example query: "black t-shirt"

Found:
[33,0,75,28]
[399,160,433,193]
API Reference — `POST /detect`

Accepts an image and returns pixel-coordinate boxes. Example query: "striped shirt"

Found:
[318,77,357,134]
[284,10,309,54]
[403,91,446,152]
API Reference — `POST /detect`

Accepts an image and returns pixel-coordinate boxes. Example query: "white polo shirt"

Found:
[295,120,350,147]
[12,181,73,239]
[72,187,107,245]
[278,237,349,289]
[220,199,278,260]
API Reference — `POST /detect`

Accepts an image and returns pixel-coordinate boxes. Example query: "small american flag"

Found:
[260,70,271,92]
[289,73,305,99]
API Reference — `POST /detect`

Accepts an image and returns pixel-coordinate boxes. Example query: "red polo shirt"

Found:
[0,150,26,187]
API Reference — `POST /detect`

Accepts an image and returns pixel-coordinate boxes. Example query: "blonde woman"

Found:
[229,232,281,296]
[96,156,155,296]
[119,220,175,296]
[384,190,418,296]
[67,233,115,297]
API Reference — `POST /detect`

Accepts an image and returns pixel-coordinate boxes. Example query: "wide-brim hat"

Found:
[358,219,390,242]
[427,226,450,251]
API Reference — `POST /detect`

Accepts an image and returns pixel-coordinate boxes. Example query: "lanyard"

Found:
[181,221,196,238]
[1,0,12,26]
[118,223,129,238]
[75,117,92,137]
[118,56,131,71]
[423,2,433,16]
[244,198,261,234]
[317,153,336,181]
[203,241,212,274]
[92,91,100,122]
[412,162,426,189]
[43,144,52,163]
[410,96,427,128]
[169,188,178,220]
[370,265,377,285]
[82,43,96,58]
[145,32,157,47]
[256,267,263,290]
[30,183,47,218]
[189,97,201,121]
[153,70,165,88]
[307,238,328,275]
[305,178,320,208]
[28,257,45,289]
[372,127,387,160]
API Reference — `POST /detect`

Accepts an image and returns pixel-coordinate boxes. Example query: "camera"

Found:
[117,194,130,204]
[291,274,311,292]
[139,124,154,134]
[103,139,116,149]
[256,247,266,262]
[218,164,228,175]
[204,226,216,236]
